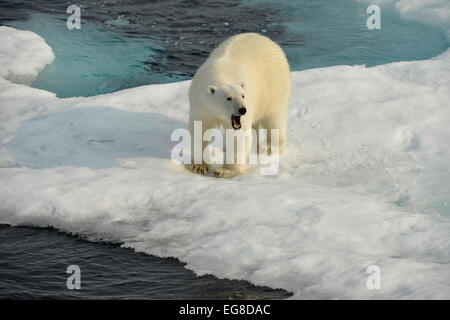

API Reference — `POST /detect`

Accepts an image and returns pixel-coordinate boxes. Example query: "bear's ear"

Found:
[240,82,245,89]
[208,86,218,95]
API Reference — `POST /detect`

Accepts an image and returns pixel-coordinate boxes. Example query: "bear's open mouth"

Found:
[231,115,241,130]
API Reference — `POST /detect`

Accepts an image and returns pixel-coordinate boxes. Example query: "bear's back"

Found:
[190,33,291,117]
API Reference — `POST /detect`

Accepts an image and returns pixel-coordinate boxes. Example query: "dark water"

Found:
[0,225,290,299]
[0,0,281,78]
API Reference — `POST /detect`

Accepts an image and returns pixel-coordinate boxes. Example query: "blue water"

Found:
[1,0,448,299]
[4,0,447,97]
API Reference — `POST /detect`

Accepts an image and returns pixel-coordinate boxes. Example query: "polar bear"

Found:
[188,33,291,178]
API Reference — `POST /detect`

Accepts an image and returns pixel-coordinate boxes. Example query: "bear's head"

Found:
[207,82,247,130]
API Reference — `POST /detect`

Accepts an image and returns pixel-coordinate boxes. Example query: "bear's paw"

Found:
[214,167,238,178]
[190,164,209,175]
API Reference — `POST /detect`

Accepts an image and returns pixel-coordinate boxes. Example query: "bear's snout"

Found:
[238,107,247,115]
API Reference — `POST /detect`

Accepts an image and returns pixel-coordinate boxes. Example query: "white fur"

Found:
[188,33,291,178]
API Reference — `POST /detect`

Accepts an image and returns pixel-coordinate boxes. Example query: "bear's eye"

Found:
[242,95,245,99]
[226,97,232,101]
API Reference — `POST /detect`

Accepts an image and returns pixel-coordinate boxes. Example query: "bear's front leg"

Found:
[188,139,211,175]
[187,118,212,176]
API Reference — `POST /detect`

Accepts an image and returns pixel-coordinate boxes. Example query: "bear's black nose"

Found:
[239,107,247,115]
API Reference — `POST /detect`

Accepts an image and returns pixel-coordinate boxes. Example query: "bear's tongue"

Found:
[231,115,241,130]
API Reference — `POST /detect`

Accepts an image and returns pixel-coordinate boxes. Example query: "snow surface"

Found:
[0,26,54,84]
[1,2,450,298]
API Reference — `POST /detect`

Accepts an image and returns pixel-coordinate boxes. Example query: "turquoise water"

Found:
[243,0,448,70]
[8,13,187,98]
[5,0,448,98]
